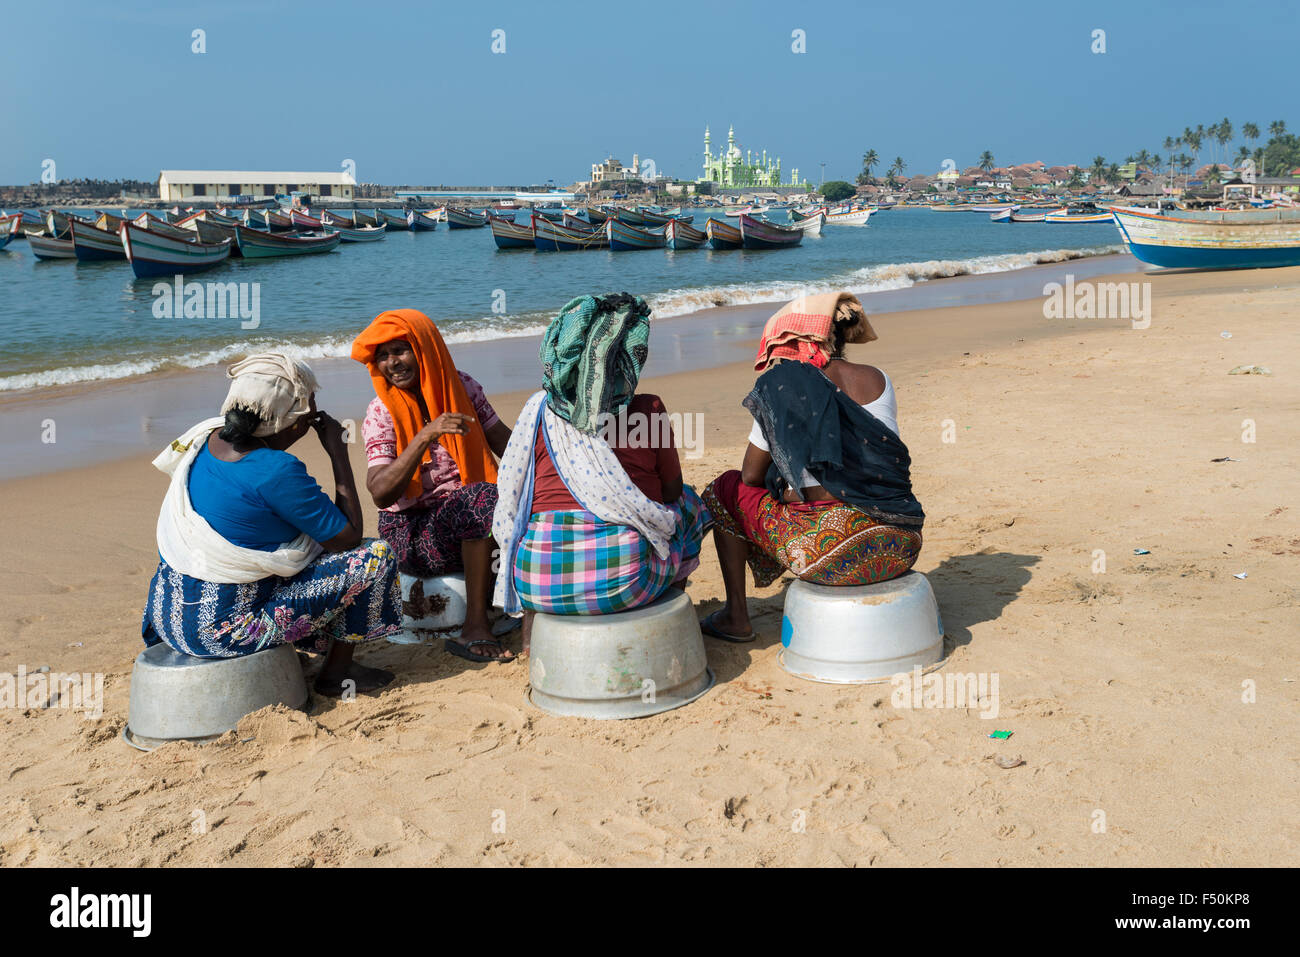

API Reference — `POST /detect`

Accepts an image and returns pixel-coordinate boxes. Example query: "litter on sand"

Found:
[1233,572,1248,580]
[1221,331,1232,338]
[1210,457,1239,462]
[991,755,1026,769]
[1134,548,1151,555]
[1228,365,1272,375]
[988,730,1013,739]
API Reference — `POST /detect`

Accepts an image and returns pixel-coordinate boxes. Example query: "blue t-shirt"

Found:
[187,444,347,551]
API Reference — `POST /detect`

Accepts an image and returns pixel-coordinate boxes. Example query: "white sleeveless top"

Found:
[747,371,899,489]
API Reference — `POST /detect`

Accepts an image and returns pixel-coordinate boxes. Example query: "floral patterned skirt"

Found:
[141,539,402,658]
[703,470,922,589]
[376,481,497,578]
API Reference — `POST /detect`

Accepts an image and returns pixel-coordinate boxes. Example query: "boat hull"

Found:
[536,215,605,251]
[447,208,489,229]
[234,225,342,258]
[606,218,665,250]
[665,219,706,249]
[380,210,413,230]
[121,222,232,278]
[410,211,440,231]
[28,234,76,259]
[739,213,802,249]
[69,218,126,261]
[706,218,743,249]
[491,217,536,249]
[1111,206,1300,270]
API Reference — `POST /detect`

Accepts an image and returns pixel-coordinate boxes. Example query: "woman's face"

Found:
[375,340,419,392]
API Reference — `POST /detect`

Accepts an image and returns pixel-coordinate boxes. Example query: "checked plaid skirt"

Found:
[513,485,710,615]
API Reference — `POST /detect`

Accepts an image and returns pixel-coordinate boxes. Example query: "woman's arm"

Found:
[741,444,771,487]
[485,419,512,459]
[314,412,363,552]
[365,413,473,509]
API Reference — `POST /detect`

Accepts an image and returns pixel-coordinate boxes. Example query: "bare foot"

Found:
[314,661,395,696]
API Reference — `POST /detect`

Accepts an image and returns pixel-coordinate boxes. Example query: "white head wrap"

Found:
[220,353,319,437]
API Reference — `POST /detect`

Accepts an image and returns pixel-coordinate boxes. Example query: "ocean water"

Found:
[0,209,1124,392]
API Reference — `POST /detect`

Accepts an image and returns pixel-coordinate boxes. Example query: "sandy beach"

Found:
[2,265,1296,867]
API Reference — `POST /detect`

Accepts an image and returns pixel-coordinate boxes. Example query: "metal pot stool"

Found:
[123,642,309,751]
[390,572,468,644]
[528,589,715,719]
[779,572,944,684]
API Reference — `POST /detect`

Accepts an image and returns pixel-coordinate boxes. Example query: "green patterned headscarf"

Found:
[540,293,651,434]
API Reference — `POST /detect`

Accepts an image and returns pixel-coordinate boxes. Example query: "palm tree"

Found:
[889,156,906,179]
[1216,119,1232,167]
[1066,167,1084,189]
[1106,163,1121,187]
[1268,120,1286,137]
[1089,156,1108,184]
[859,149,879,185]
[1134,149,1152,170]
[978,150,994,171]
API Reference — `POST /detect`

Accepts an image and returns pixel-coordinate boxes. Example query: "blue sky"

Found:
[2,0,1295,186]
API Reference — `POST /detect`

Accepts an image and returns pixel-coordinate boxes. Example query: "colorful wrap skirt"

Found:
[141,539,402,658]
[513,485,711,615]
[703,470,922,589]
[376,481,497,578]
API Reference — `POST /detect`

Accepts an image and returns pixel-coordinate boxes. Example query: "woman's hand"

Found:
[311,410,350,453]
[419,412,475,445]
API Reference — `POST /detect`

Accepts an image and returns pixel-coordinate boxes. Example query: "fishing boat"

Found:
[1044,208,1114,223]
[447,207,489,229]
[606,218,666,251]
[201,209,241,227]
[380,209,414,230]
[1010,210,1050,223]
[264,209,296,231]
[534,214,607,251]
[490,216,536,249]
[233,225,342,258]
[1110,205,1300,270]
[120,220,233,278]
[191,218,242,254]
[989,208,1014,223]
[288,210,324,230]
[28,234,76,259]
[320,209,355,228]
[584,207,610,225]
[664,218,707,249]
[353,210,380,227]
[0,214,20,249]
[46,209,73,235]
[409,210,440,231]
[789,206,825,222]
[562,212,596,231]
[823,206,873,226]
[724,205,769,218]
[790,211,825,236]
[68,216,126,261]
[18,211,46,236]
[530,208,566,222]
[739,212,803,249]
[612,207,651,227]
[133,212,200,241]
[972,204,1015,214]
[706,218,743,249]
[640,207,686,226]
[326,224,387,243]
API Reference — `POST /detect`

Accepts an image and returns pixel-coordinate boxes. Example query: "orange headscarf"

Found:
[351,309,498,501]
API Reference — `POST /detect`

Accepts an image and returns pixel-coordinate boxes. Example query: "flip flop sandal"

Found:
[700,610,755,643]
[445,637,515,663]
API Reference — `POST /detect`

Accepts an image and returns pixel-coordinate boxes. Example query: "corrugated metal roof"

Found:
[159,170,357,184]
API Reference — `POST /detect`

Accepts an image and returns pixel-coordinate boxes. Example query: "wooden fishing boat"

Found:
[562,212,596,231]
[327,224,387,243]
[664,218,707,249]
[28,233,76,259]
[639,207,679,226]
[606,218,666,250]
[380,210,414,230]
[410,210,440,231]
[706,218,743,249]
[790,211,825,236]
[447,207,489,229]
[263,209,296,230]
[18,211,46,236]
[353,210,380,227]
[823,206,873,226]
[45,209,72,235]
[789,206,826,222]
[200,209,241,227]
[1044,208,1114,223]
[1110,205,1300,270]
[68,216,126,261]
[191,218,242,254]
[612,207,651,226]
[120,220,233,278]
[320,209,355,228]
[535,214,606,251]
[133,212,199,241]
[584,207,610,225]
[739,212,803,249]
[0,214,20,249]
[989,208,1014,223]
[1009,210,1050,223]
[288,210,324,230]
[233,224,341,258]
[530,208,566,222]
[490,216,536,249]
